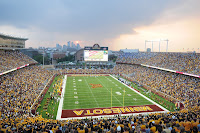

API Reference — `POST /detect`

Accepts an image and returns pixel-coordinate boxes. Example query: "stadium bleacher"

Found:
[114,64,200,110]
[0,50,37,73]
[0,65,53,112]
[117,52,200,76]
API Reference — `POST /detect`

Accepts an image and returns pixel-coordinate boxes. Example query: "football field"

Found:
[56,75,168,119]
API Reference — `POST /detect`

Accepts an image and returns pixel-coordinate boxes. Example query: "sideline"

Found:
[56,75,67,120]
[109,74,169,113]
[30,74,55,110]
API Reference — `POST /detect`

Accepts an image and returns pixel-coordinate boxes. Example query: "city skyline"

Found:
[0,0,200,52]
[37,41,81,50]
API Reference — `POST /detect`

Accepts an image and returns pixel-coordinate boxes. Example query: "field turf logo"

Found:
[72,106,153,116]
[90,83,103,88]
[61,105,165,118]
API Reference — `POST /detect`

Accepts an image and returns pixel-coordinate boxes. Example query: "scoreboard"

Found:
[84,44,108,62]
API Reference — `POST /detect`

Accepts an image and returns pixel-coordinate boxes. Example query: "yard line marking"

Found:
[116,92,122,95]
[96,77,123,106]
[83,76,99,107]
[133,98,137,101]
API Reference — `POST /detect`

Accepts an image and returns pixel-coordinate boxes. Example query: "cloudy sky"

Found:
[0,0,200,52]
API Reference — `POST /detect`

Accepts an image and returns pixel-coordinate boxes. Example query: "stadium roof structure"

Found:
[0,33,28,41]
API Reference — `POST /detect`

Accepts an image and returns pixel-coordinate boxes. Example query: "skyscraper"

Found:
[67,41,71,48]
[77,43,81,49]
[71,42,76,48]
[63,44,67,50]
[56,44,62,50]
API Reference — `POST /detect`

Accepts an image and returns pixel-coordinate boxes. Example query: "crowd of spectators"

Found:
[0,50,37,73]
[117,52,200,76]
[113,64,200,110]
[0,65,54,126]
[0,64,199,132]
[0,64,116,131]
[1,110,200,133]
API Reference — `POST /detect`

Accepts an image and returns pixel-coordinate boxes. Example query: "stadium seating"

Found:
[0,65,53,123]
[114,64,200,110]
[117,52,200,76]
[0,110,199,132]
[0,50,37,73]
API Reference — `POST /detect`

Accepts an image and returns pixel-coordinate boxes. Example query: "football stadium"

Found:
[1,1,200,132]
[1,34,200,132]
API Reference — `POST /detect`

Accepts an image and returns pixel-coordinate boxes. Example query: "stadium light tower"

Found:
[145,39,169,52]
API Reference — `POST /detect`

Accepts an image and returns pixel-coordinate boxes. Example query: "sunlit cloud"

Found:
[112,17,200,52]
[0,0,199,51]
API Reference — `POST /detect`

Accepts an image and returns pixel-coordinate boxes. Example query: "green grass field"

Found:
[37,76,61,119]
[63,75,153,110]
[130,83,175,111]
[37,74,175,119]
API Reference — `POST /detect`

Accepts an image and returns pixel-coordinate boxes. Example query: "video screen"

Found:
[84,50,108,61]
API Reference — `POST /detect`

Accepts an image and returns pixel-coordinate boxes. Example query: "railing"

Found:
[0,63,37,76]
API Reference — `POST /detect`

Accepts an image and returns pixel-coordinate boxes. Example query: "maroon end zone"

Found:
[61,105,165,118]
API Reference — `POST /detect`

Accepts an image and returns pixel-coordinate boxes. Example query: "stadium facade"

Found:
[0,33,28,49]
